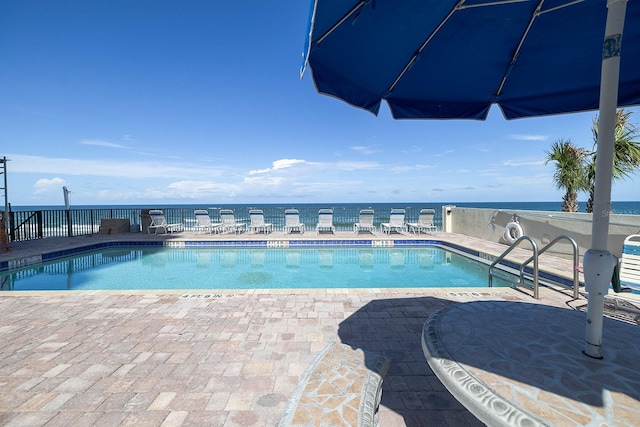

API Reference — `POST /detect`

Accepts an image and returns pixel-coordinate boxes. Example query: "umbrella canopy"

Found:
[302,0,640,120]
[302,0,640,360]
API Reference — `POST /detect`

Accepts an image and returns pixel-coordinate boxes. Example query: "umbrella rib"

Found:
[494,0,585,98]
[387,0,465,94]
[315,1,367,46]
[494,0,544,98]
[539,0,585,15]
[387,0,527,95]
[462,0,528,9]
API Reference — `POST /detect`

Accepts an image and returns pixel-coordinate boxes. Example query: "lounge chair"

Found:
[193,209,221,234]
[354,209,376,235]
[219,209,246,234]
[380,208,407,234]
[147,209,183,234]
[248,209,273,234]
[407,208,438,234]
[615,234,640,293]
[284,208,305,234]
[316,208,335,234]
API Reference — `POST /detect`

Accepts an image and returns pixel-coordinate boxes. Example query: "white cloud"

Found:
[401,145,422,154]
[509,134,548,141]
[435,150,454,157]
[166,180,240,198]
[249,158,306,174]
[389,164,435,173]
[350,145,380,155]
[242,175,286,186]
[33,177,66,194]
[248,159,380,175]
[330,161,380,171]
[80,139,129,149]
[7,154,226,179]
[503,159,546,167]
[273,159,305,170]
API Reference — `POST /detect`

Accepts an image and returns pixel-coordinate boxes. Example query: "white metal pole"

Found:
[63,186,70,211]
[63,186,72,237]
[583,0,628,359]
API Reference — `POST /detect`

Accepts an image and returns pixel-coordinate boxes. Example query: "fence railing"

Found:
[3,206,443,242]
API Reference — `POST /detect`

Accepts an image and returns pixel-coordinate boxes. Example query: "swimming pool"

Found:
[0,246,511,291]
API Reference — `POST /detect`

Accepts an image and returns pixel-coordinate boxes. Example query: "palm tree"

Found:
[545,139,588,212]
[585,109,640,213]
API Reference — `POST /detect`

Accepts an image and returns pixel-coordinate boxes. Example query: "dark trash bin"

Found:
[141,209,153,233]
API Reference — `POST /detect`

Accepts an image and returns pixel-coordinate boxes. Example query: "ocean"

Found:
[11,201,640,216]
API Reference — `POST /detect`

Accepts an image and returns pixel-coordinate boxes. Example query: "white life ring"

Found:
[504,221,523,244]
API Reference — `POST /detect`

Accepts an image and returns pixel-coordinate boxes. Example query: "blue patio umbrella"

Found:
[301,0,640,359]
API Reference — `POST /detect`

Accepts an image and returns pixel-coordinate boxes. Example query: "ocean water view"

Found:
[13,201,640,215]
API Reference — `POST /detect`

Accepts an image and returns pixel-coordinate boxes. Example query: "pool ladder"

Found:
[488,235,580,299]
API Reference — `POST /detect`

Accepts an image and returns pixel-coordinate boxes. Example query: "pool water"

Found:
[1,246,511,291]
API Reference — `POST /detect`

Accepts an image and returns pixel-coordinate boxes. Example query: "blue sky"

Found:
[1,1,638,207]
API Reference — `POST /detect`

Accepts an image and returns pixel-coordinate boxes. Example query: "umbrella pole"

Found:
[583,0,628,359]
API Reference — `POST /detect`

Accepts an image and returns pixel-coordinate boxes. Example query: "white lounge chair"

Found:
[354,209,376,235]
[616,234,640,293]
[193,209,221,234]
[248,209,273,234]
[147,209,183,234]
[380,208,407,234]
[284,209,305,234]
[407,208,438,234]
[316,208,335,234]
[219,209,246,234]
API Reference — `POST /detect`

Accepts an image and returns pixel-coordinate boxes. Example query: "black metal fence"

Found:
[3,205,442,242]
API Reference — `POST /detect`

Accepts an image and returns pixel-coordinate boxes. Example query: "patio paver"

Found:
[0,231,616,426]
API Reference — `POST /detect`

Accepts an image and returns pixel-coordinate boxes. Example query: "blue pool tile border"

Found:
[39,241,165,263]
[2,239,451,271]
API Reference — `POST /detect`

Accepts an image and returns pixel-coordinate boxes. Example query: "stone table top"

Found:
[422,300,640,426]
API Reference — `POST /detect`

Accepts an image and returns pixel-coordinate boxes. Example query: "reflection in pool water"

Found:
[1,246,510,291]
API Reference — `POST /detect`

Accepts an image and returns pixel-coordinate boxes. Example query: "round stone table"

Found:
[422,301,640,426]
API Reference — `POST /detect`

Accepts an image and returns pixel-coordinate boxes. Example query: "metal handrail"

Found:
[489,235,539,299]
[520,235,580,299]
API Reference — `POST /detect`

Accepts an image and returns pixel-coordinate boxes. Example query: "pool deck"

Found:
[0,230,638,426]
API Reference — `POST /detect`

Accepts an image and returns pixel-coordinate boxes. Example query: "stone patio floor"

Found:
[0,231,605,426]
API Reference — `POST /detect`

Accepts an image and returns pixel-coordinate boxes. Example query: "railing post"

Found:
[9,211,15,242]
[36,211,43,238]
[66,209,73,237]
